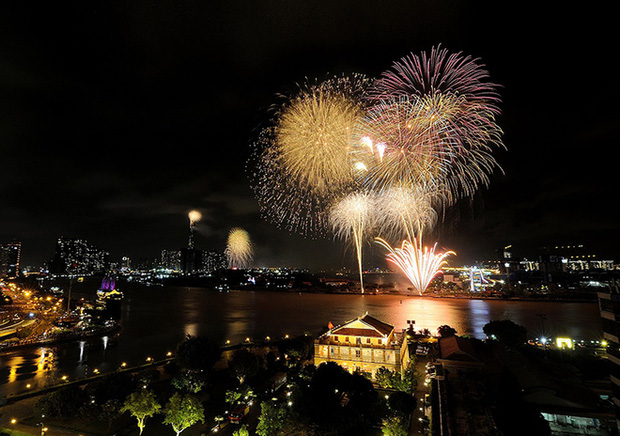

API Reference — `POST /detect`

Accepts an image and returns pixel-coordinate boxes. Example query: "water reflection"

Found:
[78,340,85,362]
[0,285,603,396]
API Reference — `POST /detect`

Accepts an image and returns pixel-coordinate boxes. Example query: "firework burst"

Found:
[361,46,504,203]
[329,191,376,293]
[249,75,370,236]
[376,237,454,294]
[375,185,439,243]
[225,228,254,269]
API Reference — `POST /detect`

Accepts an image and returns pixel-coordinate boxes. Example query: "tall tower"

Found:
[187,210,202,249]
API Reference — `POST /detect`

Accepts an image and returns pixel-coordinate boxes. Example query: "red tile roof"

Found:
[332,328,384,338]
[331,313,394,338]
[439,336,480,362]
[360,314,394,336]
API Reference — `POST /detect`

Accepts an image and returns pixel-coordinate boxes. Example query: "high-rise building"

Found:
[49,237,109,275]
[201,250,227,274]
[160,250,182,271]
[597,281,620,431]
[0,241,21,278]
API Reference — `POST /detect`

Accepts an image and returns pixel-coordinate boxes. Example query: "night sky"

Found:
[1,1,617,270]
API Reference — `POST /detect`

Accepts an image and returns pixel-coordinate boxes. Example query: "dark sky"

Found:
[1,1,617,270]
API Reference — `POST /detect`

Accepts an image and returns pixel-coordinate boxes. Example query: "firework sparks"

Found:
[329,192,376,293]
[375,185,439,243]
[376,237,454,294]
[249,75,370,236]
[361,46,504,204]
[225,228,254,269]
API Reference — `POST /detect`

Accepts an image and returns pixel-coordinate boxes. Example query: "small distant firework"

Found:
[376,237,454,294]
[225,228,254,269]
[249,74,370,236]
[188,210,202,225]
[329,192,376,293]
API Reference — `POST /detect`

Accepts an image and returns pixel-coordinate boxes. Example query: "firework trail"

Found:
[225,228,254,269]
[376,237,454,294]
[249,74,370,236]
[329,192,376,293]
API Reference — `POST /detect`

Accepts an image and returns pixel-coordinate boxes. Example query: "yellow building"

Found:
[314,313,410,378]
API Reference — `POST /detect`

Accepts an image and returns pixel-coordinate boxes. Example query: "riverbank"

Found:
[0,322,121,354]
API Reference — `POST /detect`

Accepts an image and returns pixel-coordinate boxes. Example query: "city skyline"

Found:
[1,2,617,270]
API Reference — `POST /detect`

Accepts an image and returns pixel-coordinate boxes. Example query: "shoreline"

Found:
[163,282,599,304]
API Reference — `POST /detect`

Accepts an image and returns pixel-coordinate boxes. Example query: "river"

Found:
[0,282,603,397]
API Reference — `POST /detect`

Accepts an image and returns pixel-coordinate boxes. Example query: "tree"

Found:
[387,391,415,417]
[176,334,222,372]
[172,370,207,393]
[382,414,409,436]
[233,424,250,436]
[483,320,527,346]
[255,401,292,436]
[226,385,256,405]
[120,389,161,435]
[163,393,205,436]
[35,385,88,418]
[437,325,457,337]
[375,367,397,389]
[228,348,260,384]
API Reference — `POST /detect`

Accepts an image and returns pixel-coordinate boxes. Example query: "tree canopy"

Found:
[163,393,205,436]
[120,389,161,435]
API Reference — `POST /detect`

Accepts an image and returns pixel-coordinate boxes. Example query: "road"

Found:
[409,346,435,436]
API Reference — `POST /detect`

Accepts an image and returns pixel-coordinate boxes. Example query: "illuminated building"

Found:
[160,250,182,271]
[0,241,21,278]
[200,250,227,274]
[597,282,620,431]
[49,237,109,275]
[314,313,410,378]
[95,276,124,321]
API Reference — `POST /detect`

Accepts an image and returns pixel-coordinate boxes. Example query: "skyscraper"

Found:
[49,237,109,275]
[597,280,620,431]
[0,241,21,278]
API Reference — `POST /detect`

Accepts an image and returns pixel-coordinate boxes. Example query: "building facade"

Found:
[49,237,109,275]
[0,241,21,278]
[598,282,620,431]
[314,313,410,378]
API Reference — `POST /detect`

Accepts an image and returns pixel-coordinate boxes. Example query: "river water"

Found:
[0,282,603,397]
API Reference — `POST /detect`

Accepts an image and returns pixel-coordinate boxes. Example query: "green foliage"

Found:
[226,384,256,405]
[233,424,250,436]
[228,347,260,384]
[163,393,205,436]
[120,389,161,435]
[483,320,527,346]
[300,362,381,434]
[255,401,293,436]
[382,414,409,436]
[35,385,88,418]
[376,366,418,394]
[171,370,207,393]
[176,334,222,372]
